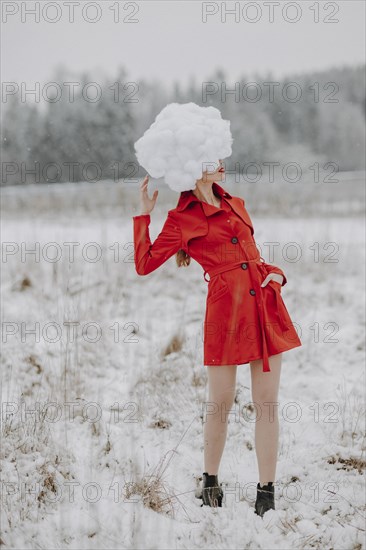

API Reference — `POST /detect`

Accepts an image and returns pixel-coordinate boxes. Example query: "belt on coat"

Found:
[203,256,288,373]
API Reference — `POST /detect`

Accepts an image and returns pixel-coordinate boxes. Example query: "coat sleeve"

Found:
[239,197,287,287]
[132,212,183,275]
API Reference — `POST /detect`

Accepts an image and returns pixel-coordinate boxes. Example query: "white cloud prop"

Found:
[134,102,233,192]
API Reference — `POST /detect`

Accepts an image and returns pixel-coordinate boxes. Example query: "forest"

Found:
[1,63,365,186]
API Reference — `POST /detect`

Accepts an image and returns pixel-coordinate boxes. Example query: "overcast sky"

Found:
[2,1,365,90]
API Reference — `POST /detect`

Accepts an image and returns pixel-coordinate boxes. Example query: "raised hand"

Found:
[139,175,159,215]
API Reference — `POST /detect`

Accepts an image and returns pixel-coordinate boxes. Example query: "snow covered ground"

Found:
[1,177,365,549]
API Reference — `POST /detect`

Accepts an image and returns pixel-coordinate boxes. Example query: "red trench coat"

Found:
[133,181,302,372]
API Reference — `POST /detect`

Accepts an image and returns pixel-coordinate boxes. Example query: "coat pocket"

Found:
[207,282,230,305]
[267,280,292,330]
[269,279,282,293]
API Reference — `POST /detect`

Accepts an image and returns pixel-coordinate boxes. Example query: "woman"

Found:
[132,161,302,516]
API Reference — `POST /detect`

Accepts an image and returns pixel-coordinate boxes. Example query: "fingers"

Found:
[140,175,149,196]
[139,176,158,208]
[140,175,149,187]
[260,276,271,287]
[261,274,282,287]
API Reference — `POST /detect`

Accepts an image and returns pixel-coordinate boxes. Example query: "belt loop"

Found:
[203,271,210,282]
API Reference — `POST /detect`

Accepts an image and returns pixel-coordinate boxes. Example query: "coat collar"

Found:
[175,181,232,212]
[172,181,254,248]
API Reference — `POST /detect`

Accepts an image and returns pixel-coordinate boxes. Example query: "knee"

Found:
[208,389,236,414]
[251,393,279,420]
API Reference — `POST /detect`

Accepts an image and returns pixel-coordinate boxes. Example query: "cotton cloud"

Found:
[134,102,233,192]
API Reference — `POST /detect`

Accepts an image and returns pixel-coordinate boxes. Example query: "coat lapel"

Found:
[180,205,209,248]
[228,195,255,236]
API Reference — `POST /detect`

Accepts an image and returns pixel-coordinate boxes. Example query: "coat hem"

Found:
[203,340,302,367]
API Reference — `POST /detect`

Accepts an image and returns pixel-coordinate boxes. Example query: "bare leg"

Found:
[250,353,282,486]
[203,364,237,475]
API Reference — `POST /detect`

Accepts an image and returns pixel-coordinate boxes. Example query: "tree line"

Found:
[1,63,365,186]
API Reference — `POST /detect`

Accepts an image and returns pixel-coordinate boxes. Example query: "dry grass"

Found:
[122,417,197,520]
[1,395,74,527]
[191,370,206,388]
[334,380,365,447]
[327,453,366,474]
[149,417,172,430]
[124,474,176,516]
[161,332,185,357]
[11,275,32,292]
[25,354,43,374]
[123,450,182,518]
[37,468,59,505]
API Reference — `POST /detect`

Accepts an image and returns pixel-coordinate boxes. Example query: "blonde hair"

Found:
[176,249,191,267]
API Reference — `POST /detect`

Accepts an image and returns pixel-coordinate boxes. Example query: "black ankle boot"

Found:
[254,481,275,517]
[200,472,223,507]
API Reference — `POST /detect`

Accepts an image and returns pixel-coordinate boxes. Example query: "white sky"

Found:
[2,1,365,89]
